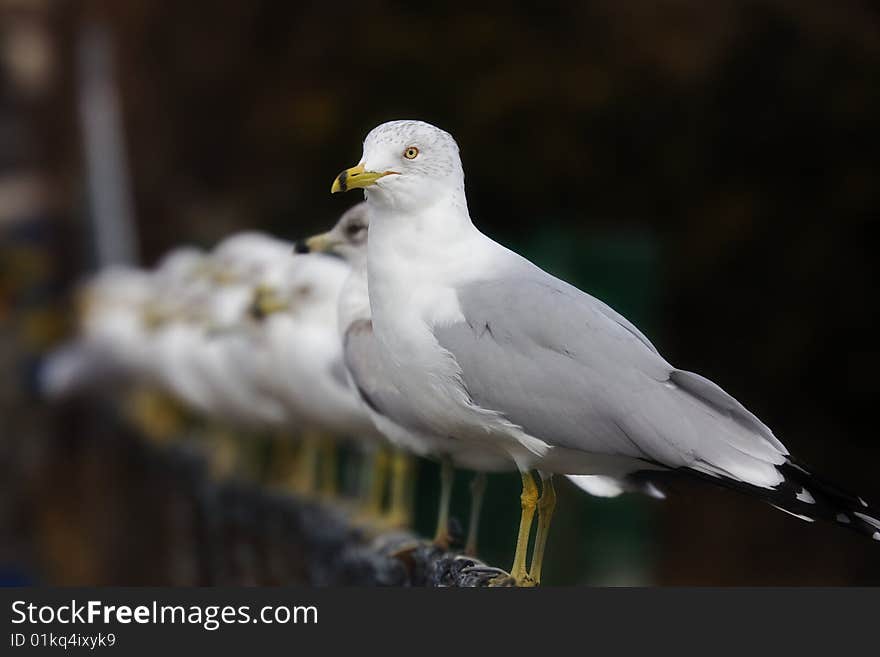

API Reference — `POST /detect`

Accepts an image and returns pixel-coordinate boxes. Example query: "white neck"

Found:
[366,190,476,261]
[337,259,370,335]
[365,192,496,350]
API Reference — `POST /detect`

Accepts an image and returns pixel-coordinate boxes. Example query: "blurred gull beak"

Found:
[248,285,289,320]
[299,231,337,254]
[292,231,337,254]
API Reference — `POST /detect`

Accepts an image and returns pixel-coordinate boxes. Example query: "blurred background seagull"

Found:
[192,233,290,431]
[295,204,422,529]
[42,227,392,505]
[331,119,880,586]
[42,265,156,401]
[239,244,387,498]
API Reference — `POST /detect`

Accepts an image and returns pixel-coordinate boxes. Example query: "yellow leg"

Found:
[126,387,186,443]
[402,451,417,525]
[270,432,296,486]
[387,450,414,528]
[357,450,374,509]
[464,472,487,556]
[234,430,263,482]
[528,474,556,584]
[366,448,390,517]
[433,458,455,549]
[207,426,240,481]
[509,471,538,585]
[292,430,320,495]
[319,438,338,499]
[352,448,388,527]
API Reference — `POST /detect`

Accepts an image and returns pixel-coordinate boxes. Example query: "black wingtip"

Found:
[778,460,880,542]
[641,459,880,544]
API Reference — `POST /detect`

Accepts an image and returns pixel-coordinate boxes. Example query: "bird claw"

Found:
[487,573,517,587]
[486,571,537,587]
[453,563,514,587]
[460,564,506,576]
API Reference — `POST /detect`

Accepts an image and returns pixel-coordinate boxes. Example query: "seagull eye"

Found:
[403,146,419,160]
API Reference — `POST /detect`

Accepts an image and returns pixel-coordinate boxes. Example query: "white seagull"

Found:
[237,245,385,495]
[41,265,156,399]
[188,233,291,429]
[331,119,880,585]
[297,202,660,553]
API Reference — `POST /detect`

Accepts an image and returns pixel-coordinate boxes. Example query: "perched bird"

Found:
[186,233,290,429]
[298,202,661,554]
[297,203,507,551]
[237,246,385,496]
[42,250,221,441]
[41,265,156,399]
[295,204,420,528]
[331,119,880,585]
[141,247,221,419]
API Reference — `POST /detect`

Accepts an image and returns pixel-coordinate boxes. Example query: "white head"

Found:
[248,253,348,326]
[78,266,154,325]
[154,247,205,285]
[77,266,156,371]
[331,120,466,214]
[294,202,369,268]
[212,232,291,284]
[149,247,211,324]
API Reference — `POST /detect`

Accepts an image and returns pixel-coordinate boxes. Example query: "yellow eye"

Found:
[403,146,419,160]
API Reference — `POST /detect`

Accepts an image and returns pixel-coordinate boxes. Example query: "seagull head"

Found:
[294,202,369,267]
[331,120,465,212]
[78,266,155,330]
[248,253,348,326]
[154,247,205,284]
[247,283,290,321]
[210,232,292,285]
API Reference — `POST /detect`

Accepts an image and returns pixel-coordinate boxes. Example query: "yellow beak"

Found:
[331,162,395,193]
[249,285,289,320]
[304,231,337,253]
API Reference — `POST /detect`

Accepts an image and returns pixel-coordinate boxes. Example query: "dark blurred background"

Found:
[1,0,878,585]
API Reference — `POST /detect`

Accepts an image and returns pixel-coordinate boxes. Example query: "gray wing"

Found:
[328,354,351,390]
[343,319,438,439]
[434,264,788,487]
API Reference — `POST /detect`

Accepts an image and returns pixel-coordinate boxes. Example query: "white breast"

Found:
[365,205,549,467]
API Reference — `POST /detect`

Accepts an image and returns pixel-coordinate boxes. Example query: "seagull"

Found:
[297,202,662,554]
[296,202,507,551]
[143,247,228,420]
[130,239,288,443]
[43,251,226,440]
[189,233,290,429]
[41,265,156,400]
[294,204,421,529]
[237,246,385,496]
[331,119,880,585]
